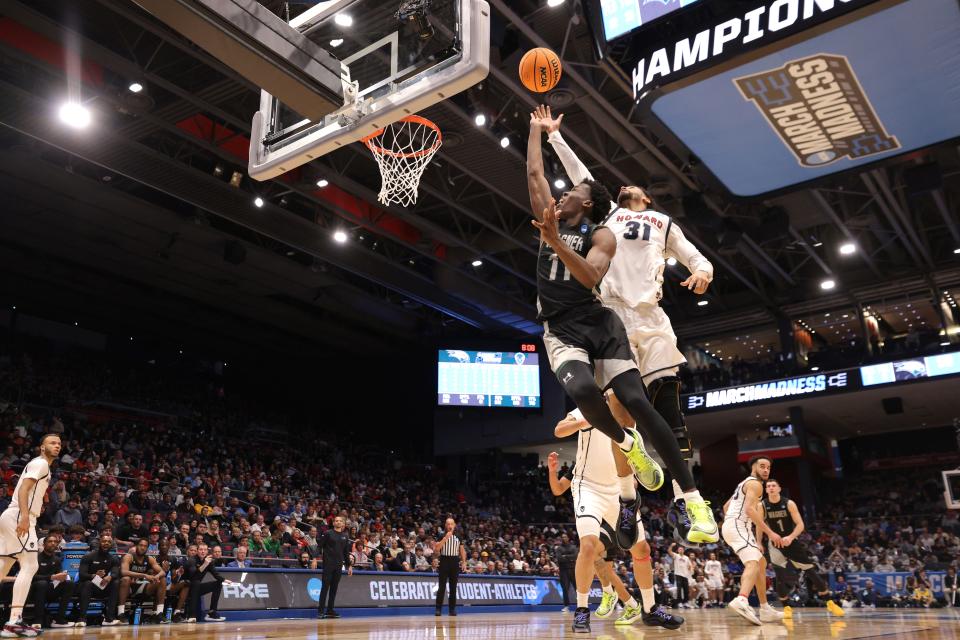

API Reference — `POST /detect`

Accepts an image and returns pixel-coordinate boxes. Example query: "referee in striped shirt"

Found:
[434,517,466,616]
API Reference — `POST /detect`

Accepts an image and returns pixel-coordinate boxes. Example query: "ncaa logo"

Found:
[579,506,585,513]
[307,578,323,602]
[580,223,589,234]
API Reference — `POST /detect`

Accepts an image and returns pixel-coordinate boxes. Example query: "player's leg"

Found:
[573,533,601,632]
[757,555,784,622]
[7,551,39,630]
[721,520,762,625]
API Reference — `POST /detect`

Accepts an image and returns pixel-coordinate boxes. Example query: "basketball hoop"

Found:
[362,115,442,207]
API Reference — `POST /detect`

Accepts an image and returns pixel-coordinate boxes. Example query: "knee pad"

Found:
[647,376,693,459]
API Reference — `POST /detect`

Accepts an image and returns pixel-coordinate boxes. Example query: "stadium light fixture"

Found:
[839,242,856,255]
[697,300,709,307]
[820,279,836,290]
[254,197,264,207]
[547,0,565,6]
[500,136,510,148]
[329,39,344,47]
[333,230,348,244]
[474,113,487,126]
[334,14,353,26]
[472,259,483,267]
[666,257,677,266]
[58,102,91,129]
[554,179,566,189]
[316,179,329,188]
[128,82,143,93]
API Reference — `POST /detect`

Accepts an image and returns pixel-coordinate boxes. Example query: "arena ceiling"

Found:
[0,0,959,358]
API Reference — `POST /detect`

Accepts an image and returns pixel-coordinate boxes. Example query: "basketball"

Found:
[519,47,562,93]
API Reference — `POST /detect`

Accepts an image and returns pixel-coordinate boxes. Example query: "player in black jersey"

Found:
[762,479,842,616]
[118,538,168,624]
[527,109,718,562]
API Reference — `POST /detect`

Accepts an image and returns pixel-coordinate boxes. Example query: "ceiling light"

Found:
[471,259,483,267]
[554,179,566,189]
[58,102,91,129]
[333,230,348,244]
[839,242,856,255]
[128,82,143,93]
[334,13,353,26]
[954,248,960,254]
[666,257,677,266]
[820,279,836,290]
[329,39,344,47]
[254,197,264,207]
[317,179,329,188]
[500,136,510,148]
[474,113,487,126]
[547,0,565,6]
[943,342,951,346]
[697,300,709,307]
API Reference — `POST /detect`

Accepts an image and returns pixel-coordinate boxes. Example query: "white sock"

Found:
[619,476,636,501]
[155,604,164,614]
[117,605,125,615]
[603,584,615,595]
[577,592,589,609]
[625,597,638,610]
[672,479,684,502]
[618,432,634,451]
[683,489,702,503]
[640,588,655,612]
[7,613,21,626]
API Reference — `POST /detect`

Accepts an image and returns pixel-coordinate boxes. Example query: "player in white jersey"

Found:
[704,552,724,607]
[548,408,683,633]
[721,456,785,626]
[0,434,61,638]
[538,105,716,543]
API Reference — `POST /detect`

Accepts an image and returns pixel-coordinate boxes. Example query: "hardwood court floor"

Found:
[27,608,960,639]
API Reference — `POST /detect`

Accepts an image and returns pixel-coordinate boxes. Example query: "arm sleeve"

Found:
[666,222,713,280]
[547,131,594,185]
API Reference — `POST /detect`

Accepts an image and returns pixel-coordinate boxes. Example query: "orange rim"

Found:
[362,115,442,158]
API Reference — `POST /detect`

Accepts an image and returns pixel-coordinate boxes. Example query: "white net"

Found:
[363,115,442,207]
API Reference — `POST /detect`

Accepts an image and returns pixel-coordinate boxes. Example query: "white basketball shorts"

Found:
[603,299,686,384]
[722,519,762,564]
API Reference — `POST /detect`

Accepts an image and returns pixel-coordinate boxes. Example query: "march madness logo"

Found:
[735,54,899,167]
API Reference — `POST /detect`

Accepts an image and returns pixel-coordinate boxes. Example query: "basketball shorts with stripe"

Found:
[0,508,38,557]
[542,305,639,391]
[721,519,762,563]
[571,482,620,541]
[603,298,686,384]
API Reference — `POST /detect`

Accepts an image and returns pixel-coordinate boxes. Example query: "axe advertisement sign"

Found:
[213,569,599,610]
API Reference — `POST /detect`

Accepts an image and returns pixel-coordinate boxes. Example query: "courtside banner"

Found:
[214,569,599,610]
[833,571,947,597]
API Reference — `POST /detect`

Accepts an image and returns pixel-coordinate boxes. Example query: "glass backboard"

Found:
[248,0,489,181]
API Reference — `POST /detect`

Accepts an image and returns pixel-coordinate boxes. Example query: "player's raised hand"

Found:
[531,198,561,245]
[531,104,564,133]
[15,514,29,539]
[547,451,560,473]
[680,270,711,295]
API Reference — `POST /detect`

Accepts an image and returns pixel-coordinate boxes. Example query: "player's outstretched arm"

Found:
[668,223,714,295]
[538,106,590,186]
[527,113,553,221]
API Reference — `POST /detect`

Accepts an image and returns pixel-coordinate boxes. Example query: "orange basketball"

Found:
[519,48,562,93]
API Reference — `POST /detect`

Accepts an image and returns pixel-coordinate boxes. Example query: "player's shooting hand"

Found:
[547,451,560,473]
[680,270,711,295]
[531,199,561,246]
[531,104,564,133]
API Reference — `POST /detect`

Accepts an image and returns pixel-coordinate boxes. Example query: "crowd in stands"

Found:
[1,335,958,626]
